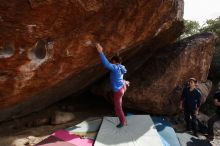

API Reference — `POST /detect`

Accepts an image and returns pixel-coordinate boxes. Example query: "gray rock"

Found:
[214,121,220,136]
[33,117,50,126]
[12,138,29,146]
[51,111,75,125]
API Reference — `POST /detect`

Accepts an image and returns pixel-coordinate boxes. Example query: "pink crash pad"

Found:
[53,130,94,146]
[35,136,76,146]
[35,129,94,146]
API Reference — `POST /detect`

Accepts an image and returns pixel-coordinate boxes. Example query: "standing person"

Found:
[179,78,202,136]
[207,82,220,140]
[96,43,129,128]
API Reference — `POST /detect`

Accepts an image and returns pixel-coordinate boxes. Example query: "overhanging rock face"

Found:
[92,32,218,115]
[0,0,184,121]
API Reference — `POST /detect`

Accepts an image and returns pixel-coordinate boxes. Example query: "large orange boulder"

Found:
[0,0,184,121]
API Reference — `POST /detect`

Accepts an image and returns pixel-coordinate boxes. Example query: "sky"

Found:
[184,0,220,25]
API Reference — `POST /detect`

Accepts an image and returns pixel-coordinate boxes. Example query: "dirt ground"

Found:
[0,93,219,146]
[0,93,113,146]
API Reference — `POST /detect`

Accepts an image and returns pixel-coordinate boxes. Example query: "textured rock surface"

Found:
[51,111,75,125]
[92,32,218,115]
[0,0,184,121]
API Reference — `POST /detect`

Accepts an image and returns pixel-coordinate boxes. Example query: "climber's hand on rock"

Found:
[96,43,103,53]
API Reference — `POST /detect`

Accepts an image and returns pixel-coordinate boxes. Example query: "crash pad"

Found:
[94,115,163,146]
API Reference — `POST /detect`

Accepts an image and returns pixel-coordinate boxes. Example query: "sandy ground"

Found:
[0,94,113,146]
[0,94,219,146]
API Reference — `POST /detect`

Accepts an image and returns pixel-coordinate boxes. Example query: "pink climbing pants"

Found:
[114,82,129,125]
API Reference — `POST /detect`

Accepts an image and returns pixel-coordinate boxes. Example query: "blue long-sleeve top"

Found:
[99,52,127,92]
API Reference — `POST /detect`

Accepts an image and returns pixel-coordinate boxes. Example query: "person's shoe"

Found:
[116,122,128,128]
[116,123,124,128]
[193,132,198,137]
[185,127,192,132]
[206,135,214,141]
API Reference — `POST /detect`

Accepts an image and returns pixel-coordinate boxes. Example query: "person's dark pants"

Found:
[208,114,220,137]
[184,110,198,134]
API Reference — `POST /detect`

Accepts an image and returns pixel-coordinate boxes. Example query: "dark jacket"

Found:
[181,87,202,111]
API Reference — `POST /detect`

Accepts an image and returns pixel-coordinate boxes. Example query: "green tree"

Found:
[181,20,201,38]
[200,17,220,37]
